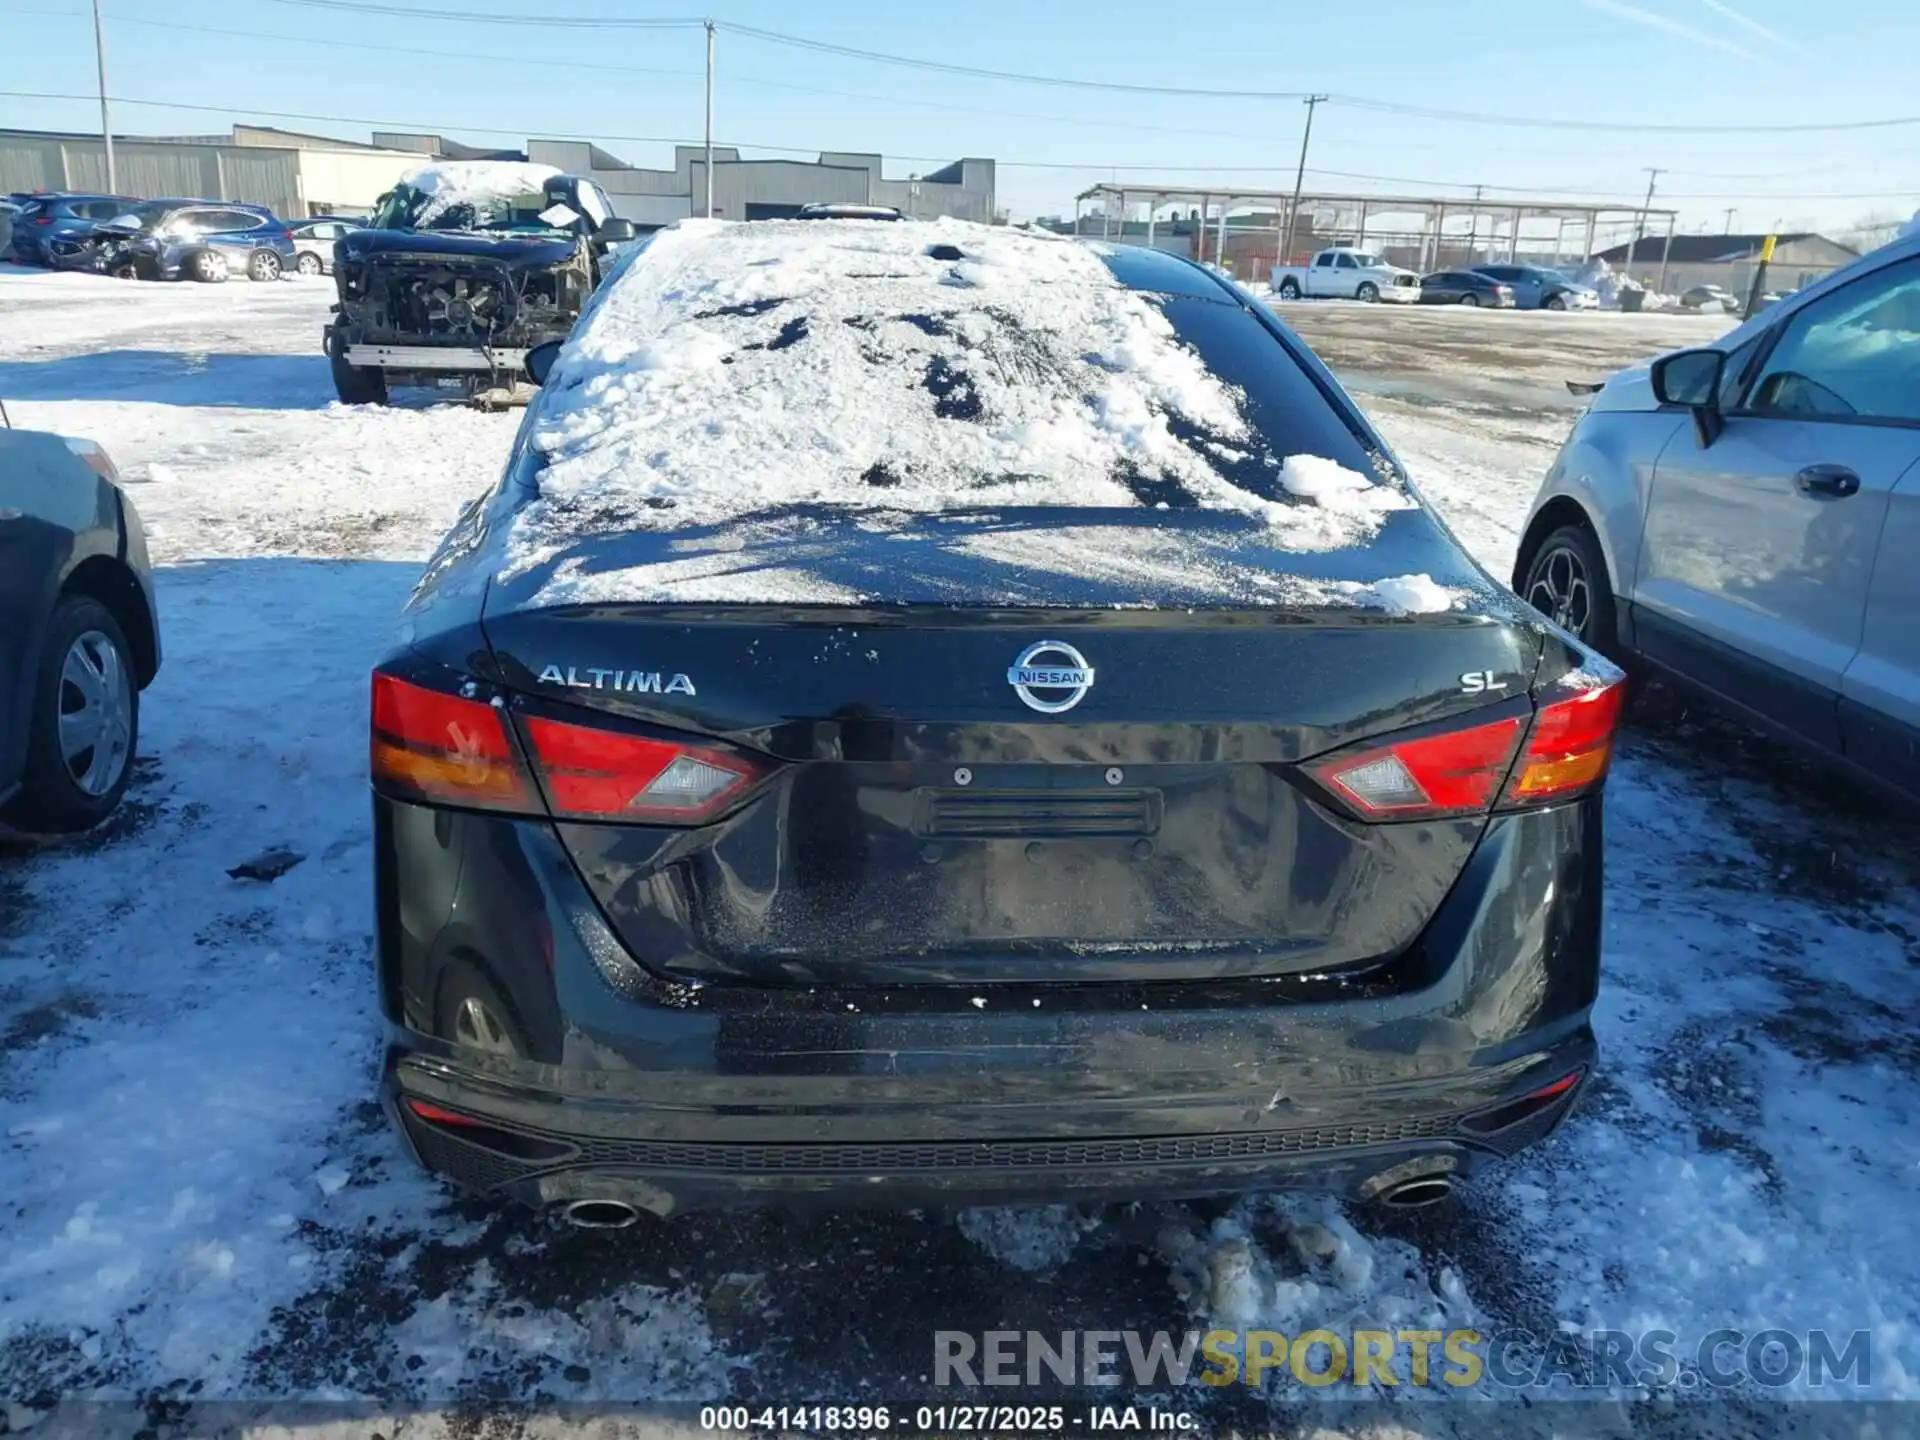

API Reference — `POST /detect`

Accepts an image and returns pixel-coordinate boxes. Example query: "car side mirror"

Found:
[1652,348,1727,447]
[525,341,563,386]
[595,217,636,244]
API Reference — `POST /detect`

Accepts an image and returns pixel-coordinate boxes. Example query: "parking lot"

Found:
[2,266,1916,1435]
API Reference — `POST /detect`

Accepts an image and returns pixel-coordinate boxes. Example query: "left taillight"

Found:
[370,672,530,810]
[370,670,767,824]
[1306,675,1625,823]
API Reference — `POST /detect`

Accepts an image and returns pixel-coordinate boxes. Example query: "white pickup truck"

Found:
[1271,248,1421,303]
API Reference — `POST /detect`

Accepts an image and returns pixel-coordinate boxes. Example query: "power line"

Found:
[73,12,1334,149]
[18,1,1920,136]
[105,13,702,82]
[716,22,1319,100]
[1322,95,1920,136]
[3,90,1914,201]
[262,0,706,26]
[11,8,1772,168]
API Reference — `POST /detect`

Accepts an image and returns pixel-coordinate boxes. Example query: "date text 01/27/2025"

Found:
[698,1404,1200,1432]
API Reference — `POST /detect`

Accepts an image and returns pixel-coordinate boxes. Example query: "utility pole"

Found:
[1631,167,1662,280]
[703,20,716,219]
[1282,94,1328,267]
[91,0,115,194]
[1723,207,1736,234]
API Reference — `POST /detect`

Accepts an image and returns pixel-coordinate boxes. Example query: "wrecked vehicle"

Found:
[323,161,635,406]
[63,200,298,283]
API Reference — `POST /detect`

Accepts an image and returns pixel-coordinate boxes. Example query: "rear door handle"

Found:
[1795,464,1861,498]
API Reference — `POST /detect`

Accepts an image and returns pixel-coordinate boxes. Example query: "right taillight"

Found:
[1307,676,1625,822]
[1500,679,1625,808]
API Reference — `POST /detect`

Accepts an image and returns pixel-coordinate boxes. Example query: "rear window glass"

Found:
[510,222,1412,564]
[1157,297,1377,482]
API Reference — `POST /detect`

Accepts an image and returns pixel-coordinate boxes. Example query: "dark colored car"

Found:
[325,163,635,406]
[1680,284,1739,313]
[71,200,298,283]
[372,226,1621,1224]
[6,193,135,265]
[1473,265,1599,312]
[0,428,160,832]
[1419,270,1516,307]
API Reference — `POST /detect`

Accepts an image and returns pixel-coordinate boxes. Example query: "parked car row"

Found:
[1268,248,1602,310]
[1418,264,1600,310]
[4,189,359,282]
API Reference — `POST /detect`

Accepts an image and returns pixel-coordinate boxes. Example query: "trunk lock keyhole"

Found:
[1105,767,1124,785]
[953,767,972,786]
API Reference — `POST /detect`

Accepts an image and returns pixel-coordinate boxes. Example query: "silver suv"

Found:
[1513,232,1920,792]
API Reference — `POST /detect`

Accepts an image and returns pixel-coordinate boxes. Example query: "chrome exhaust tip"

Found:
[560,1198,641,1230]
[1378,1176,1454,1209]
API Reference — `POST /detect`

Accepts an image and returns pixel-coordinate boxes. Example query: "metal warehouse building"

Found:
[1592,232,1859,297]
[2,123,996,230]
[0,125,428,218]
[374,134,997,228]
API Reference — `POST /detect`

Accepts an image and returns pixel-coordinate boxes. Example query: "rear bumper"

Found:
[375,796,1604,1214]
[1379,286,1421,303]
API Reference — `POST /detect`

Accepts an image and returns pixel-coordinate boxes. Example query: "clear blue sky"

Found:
[4,0,1916,240]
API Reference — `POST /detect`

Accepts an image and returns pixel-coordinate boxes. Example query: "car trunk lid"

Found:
[479,509,1545,988]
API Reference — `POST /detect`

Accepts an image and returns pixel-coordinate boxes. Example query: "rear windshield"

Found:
[509,222,1411,565]
[1154,296,1377,484]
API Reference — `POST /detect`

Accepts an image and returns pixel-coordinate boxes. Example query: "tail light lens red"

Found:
[370,671,765,825]
[371,673,528,809]
[1501,681,1625,807]
[520,715,761,822]
[1307,675,1625,822]
[1313,715,1525,819]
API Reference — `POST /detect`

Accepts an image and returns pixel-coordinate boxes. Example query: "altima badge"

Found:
[537,664,696,696]
[1008,641,1094,714]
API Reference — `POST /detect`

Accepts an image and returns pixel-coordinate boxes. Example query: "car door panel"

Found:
[1840,463,1920,791]
[0,433,88,794]
[1307,253,1338,298]
[210,213,258,263]
[1636,421,1911,745]
[1635,252,1920,751]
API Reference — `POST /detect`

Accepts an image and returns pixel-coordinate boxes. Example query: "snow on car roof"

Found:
[505,217,1411,573]
[396,160,562,226]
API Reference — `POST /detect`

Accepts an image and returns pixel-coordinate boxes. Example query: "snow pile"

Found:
[1575,258,1646,311]
[1336,571,1459,614]
[1899,209,1920,244]
[506,217,1413,572]
[398,160,562,228]
[1161,1197,1478,1393]
[1571,257,1668,311]
[957,1206,1101,1273]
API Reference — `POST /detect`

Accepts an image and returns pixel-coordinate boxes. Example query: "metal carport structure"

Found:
[1073,183,1684,288]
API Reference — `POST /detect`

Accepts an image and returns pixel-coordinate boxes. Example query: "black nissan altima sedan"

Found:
[371,220,1621,1225]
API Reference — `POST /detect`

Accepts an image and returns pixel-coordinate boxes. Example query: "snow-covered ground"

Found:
[2,265,1916,1434]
